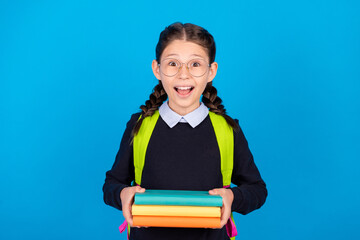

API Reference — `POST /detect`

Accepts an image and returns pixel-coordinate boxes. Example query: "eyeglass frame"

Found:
[157,58,211,77]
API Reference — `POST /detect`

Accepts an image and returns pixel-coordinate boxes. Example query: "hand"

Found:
[120,186,146,227]
[209,188,234,228]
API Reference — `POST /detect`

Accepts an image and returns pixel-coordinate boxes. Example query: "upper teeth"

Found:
[176,87,192,90]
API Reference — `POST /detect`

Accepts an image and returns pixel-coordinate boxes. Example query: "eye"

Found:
[191,61,202,67]
[168,61,177,67]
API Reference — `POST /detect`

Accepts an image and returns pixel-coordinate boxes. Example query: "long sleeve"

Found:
[102,113,140,211]
[229,119,268,215]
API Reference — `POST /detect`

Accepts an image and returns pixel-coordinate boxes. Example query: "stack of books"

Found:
[132,189,222,228]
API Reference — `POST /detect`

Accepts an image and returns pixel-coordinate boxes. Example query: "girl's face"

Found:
[152,40,218,116]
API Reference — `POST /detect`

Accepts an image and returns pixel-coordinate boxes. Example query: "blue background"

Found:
[1,0,359,239]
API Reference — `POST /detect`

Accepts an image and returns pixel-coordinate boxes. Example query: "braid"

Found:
[202,82,240,132]
[131,81,167,141]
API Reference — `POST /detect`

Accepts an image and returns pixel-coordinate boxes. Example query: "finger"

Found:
[221,206,225,215]
[122,203,134,227]
[219,215,228,228]
[220,206,231,228]
[220,218,228,228]
[220,213,230,228]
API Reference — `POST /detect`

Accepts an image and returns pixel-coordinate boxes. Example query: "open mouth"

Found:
[174,86,194,96]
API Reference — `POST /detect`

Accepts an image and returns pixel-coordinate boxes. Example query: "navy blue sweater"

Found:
[103,112,267,240]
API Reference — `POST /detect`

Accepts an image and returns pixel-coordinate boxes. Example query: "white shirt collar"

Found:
[158,101,209,128]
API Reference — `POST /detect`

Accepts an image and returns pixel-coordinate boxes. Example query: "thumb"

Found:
[208,189,220,195]
[134,186,146,193]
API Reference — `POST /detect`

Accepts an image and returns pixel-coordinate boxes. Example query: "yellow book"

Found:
[132,204,221,217]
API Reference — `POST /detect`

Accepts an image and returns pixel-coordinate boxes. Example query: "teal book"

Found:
[134,189,223,207]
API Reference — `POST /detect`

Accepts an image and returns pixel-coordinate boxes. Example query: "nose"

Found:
[178,63,190,78]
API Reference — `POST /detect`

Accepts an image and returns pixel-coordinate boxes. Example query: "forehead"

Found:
[161,40,208,61]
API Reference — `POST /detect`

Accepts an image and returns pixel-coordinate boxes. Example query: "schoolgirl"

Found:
[103,22,267,240]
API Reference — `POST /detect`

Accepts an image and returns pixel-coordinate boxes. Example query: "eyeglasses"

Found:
[158,58,211,77]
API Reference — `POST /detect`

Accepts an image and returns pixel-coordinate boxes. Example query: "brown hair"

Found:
[131,22,239,139]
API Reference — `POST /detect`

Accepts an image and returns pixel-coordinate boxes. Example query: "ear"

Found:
[152,59,161,80]
[207,62,218,83]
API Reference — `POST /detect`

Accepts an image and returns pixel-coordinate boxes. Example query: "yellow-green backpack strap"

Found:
[133,110,160,186]
[208,111,234,186]
[127,223,130,239]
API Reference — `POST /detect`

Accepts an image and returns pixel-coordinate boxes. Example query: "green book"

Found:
[134,189,223,207]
